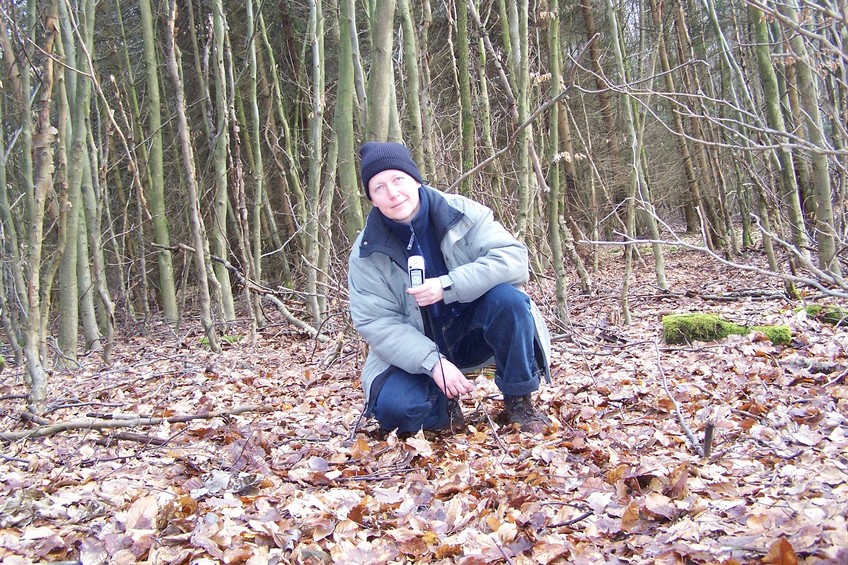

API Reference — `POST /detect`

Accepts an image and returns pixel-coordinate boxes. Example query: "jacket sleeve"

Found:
[441,201,529,305]
[348,251,442,376]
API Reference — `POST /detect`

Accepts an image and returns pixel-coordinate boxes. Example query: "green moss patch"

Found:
[200,334,244,347]
[662,313,791,345]
[799,304,848,326]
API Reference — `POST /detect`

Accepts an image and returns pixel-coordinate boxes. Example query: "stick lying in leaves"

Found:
[653,341,709,457]
[0,405,272,442]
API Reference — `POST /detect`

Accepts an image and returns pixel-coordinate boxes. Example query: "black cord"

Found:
[420,303,460,428]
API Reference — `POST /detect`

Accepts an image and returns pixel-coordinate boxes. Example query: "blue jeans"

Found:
[372,284,541,432]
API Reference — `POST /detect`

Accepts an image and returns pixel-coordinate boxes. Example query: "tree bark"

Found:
[139,0,179,323]
[778,0,842,277]
[366,0,397,140]
[337,0,365,239]
[165,0,220,353]
[211,0,236,321]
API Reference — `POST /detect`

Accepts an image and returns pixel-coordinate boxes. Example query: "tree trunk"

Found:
[418,0,439,182]
[165,0,220,353]
[546,0,569,321]
[455,0,474,196]
[211,0,236,321]
[505,0,531,240]
[779,0,842,277]
[56,20,80,364]
[580,0,620,166]
[25,0,60,412]
[605,0,664,318]
[139,0,179,323]
[305,0,325,324]
[245,0,267,329]
[673,0,725,251]
[648,0,705,238]
[366,0,397,140]
[337,0,364,239]
[0,71,24,366]
[398,0,424,164]
[750,4,810,259]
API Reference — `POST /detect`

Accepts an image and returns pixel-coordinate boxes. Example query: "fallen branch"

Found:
[1,405,273,442]
[153,243,327,342]
[653,341,705,457]
[264,295,330,343]
[825,367,848,386]
[549,509,594,529]
[481,402,509,454]
[94,431,169,446]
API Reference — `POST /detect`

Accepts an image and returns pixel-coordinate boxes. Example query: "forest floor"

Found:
[1,244,847,564]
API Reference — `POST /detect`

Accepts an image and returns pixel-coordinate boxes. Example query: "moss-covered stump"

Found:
[799,304,848,326]
[662,313,791,345]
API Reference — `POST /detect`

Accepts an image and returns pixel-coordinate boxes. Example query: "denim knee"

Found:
[372,370,448,432]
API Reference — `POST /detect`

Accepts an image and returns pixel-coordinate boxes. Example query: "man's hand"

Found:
[431,358,475,399]
[406,277,444,307]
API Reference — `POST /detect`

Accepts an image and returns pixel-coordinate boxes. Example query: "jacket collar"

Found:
[358,186,464,265]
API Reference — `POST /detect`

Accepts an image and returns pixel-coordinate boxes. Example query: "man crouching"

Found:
[347,141,553,435]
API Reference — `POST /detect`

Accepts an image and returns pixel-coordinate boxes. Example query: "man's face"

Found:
[368,169,421,224]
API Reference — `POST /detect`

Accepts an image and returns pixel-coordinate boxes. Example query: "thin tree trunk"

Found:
[305,0,324,324]
[338,0,364,239]
[673,0,725,251]
[580,0,620,163]
[648,0,705,238]
[455,0,474,196]
[750,4,810,259]
[546,0,568,321]
[474,0,505,206]
[56,15,80,364]
[165,0,220,353]
[418,0,439,182]
[24,0,59,412]
[366,0,397,140]
[139,0,179,323]
[210,0,236,321]
[398,0,424,164]
[509,0,531,240]
[0,71,24,366]
[778,0,842,277]
[246,0,267,329]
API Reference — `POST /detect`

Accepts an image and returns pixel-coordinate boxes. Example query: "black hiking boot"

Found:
[503,394,551,434]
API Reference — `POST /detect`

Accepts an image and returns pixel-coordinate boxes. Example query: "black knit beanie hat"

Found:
[359,141,423,199]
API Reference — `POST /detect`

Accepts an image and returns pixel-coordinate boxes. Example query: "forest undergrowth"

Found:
[1,246,847,564]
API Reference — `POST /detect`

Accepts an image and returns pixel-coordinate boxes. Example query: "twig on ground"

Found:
[653,341,706,457]
[95,431,169,446]
[481,402,508,453]
[491,536,516,565]
[1,405,272,442]
[264,295,329,343]
[0,453,31,465]
[549,509,594,528]
[825,367,847,386]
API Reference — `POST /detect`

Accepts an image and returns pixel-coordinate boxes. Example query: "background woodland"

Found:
[1,0,847,413]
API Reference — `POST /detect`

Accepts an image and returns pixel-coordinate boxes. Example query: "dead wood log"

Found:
[0,405,272,442]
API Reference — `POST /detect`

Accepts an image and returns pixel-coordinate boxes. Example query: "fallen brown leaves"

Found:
[1,248,847,564]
